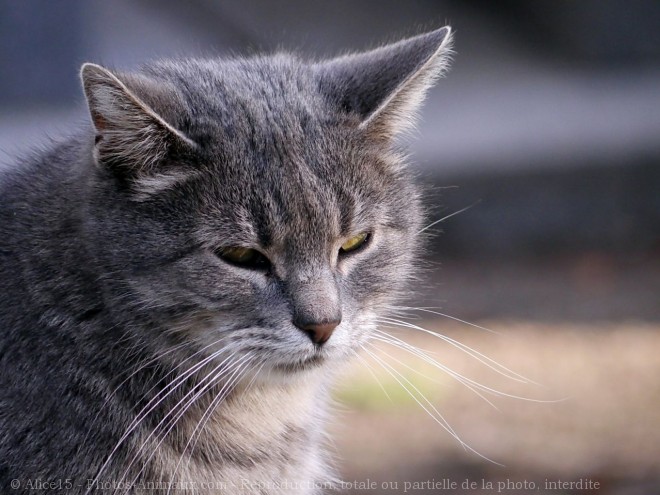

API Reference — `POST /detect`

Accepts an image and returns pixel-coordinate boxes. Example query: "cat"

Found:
[0,26,452,494]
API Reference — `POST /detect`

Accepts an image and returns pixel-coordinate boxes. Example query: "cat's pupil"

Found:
[216,246,270,270]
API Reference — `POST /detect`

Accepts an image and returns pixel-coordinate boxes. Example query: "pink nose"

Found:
[294,319,340,345]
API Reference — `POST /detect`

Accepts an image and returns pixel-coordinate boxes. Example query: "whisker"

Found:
[362,344,503,466]
[118,353,253,491]
[88,341,232,494]
[377,316,534,384]
[86,340,193,435]
[370,331,499,409]
[113,352,241,494]
[353,351,393,404]
[81,340,195,468]
[167,357,265,494]
[363,346,503,466]
[169,355,256,474]
[370,333,447,384]
[361,344,461,441]
[417,200,481,234]
[373,332,520,409]
[387,305,499,335]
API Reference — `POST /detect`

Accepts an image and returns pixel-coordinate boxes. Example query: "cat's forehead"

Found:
[148,56,332,140]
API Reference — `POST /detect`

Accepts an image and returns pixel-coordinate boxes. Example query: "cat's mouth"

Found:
[273,352,326,373]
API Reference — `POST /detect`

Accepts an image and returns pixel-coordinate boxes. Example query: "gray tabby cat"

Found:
[0,26,452,494]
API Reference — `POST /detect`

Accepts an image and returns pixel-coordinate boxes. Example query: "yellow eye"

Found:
[339,232,370,255]
[216,246,270,270]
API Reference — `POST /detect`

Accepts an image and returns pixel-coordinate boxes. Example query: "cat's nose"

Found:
[293,318,341,345]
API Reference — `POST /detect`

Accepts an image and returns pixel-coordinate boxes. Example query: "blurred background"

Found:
[1,1,658,493]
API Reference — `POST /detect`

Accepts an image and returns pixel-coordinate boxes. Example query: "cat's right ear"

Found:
[316,27,453,141]
[80,63,195,178]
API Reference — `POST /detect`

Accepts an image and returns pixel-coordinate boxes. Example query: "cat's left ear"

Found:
[80,63,195,177]
[316,26,453,140]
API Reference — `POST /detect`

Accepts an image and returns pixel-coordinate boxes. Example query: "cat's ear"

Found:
[80,63,195,177]
[316,26,452,140]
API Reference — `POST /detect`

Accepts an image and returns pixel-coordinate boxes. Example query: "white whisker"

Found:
[118,353,253,492]
[371,331,506,408]
[370,331,499,409]
[417,200,481,234]
[88,341,232,494]
[81,340,194,453]
[377,316,534,384]
[353,351,393,404]
[361,344,502,466]
[166,357,266,494]
[388,305,499,335]
[361,346,458,440]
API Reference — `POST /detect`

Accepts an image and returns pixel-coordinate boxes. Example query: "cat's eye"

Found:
[339,232,370,256]
[216,246,271,271]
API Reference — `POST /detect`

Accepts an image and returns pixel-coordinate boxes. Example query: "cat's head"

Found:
[80,27,452,377]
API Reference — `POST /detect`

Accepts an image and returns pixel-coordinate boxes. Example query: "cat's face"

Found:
[81,28,451,377]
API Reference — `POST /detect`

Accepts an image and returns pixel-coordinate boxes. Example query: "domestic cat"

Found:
[0,26,452,494]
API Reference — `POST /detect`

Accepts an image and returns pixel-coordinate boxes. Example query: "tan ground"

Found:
[330,321,660,495]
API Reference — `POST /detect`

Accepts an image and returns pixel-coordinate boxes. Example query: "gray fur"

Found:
[0,27,452,494]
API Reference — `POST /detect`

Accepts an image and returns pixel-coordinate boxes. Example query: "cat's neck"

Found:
[151,371,335,492]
